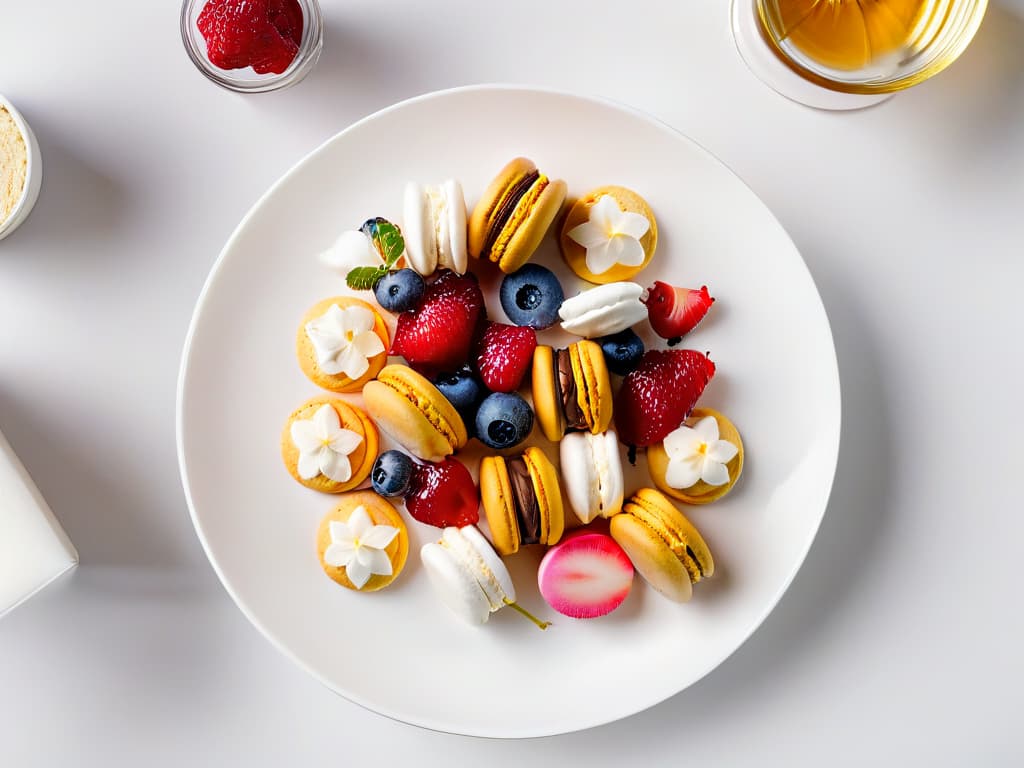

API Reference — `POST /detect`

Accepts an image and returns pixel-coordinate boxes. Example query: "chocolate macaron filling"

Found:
[481,169,540,258]
[554,348,587,431]
[507,457,540,546]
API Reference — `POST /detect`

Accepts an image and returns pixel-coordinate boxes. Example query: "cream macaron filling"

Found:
[438,526,513,611]
[561,431,624,524]
[404,179,468,275]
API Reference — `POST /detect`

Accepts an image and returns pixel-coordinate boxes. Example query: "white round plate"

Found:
[177,85,840,738]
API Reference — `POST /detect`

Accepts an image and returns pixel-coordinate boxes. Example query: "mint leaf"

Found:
[374,220,405,269]
[346,266,385,291]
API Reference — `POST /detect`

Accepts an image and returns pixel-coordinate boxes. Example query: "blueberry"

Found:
[597,329,645,376]
[499,264,564,329]
[371,450,415,497]
[434,365,483,412]
[475,392,534,450]
[374,269,425,313]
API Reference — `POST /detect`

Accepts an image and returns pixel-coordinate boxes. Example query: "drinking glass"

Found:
[731,0,989,109]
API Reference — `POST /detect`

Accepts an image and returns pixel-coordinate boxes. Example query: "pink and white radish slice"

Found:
[537,531,634,619]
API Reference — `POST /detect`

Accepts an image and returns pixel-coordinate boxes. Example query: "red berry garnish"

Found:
[404,458,480,528]
[642,282,714,345]
[474,322,537,393]
[614,349,716,448]
[391,270,486,379]
[197,0,303,75]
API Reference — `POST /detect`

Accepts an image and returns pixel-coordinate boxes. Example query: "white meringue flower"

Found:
[304,303,385,379]
[663,416,739,489]
[323,506,399,589]
[319,230,384,274]
[290,404,364,482]
[567,195,650,275]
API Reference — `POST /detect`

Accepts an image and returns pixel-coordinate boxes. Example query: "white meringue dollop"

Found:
[319,230,384,274]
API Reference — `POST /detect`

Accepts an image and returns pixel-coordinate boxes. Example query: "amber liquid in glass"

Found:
[760,0,933,71]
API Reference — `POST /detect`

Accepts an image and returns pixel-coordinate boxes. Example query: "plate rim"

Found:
[176,82,842,738]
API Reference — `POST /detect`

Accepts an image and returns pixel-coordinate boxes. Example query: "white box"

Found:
[0,427,78,617]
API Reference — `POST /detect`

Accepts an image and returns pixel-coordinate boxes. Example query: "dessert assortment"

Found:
[281,155,746,627]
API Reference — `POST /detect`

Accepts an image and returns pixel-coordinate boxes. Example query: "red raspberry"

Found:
[391,271,486,379]
[404,459,480,529]
[474,322,537,393]
[197,0,303,75]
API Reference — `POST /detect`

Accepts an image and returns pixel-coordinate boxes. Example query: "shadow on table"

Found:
[255,13,464,129]
[0,133,124,259]
[902,3,1024,155]
[545,252,895,744]
[0,387,195,578]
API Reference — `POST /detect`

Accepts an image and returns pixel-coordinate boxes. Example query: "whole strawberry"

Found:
[391,270,485,378]
[474,322,537,393]
[404,458,480,528]
[642,283,715,345]
[614,349,716,449]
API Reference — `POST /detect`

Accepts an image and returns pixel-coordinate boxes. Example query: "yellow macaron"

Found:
[468,157,568,274]
[479,446,565,556]
[316,491,408,592]
[362,364,468,462]
[609,488,714,603]
[297,296,390,393]
[281,396,379,493]
[531,341,613,443]
[559,185,658,284]
[647,408,744,505]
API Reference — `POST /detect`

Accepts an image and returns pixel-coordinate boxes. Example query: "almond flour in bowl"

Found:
[0,105,28,229]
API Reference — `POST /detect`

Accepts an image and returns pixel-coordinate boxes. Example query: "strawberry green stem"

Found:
[504,599,551,630]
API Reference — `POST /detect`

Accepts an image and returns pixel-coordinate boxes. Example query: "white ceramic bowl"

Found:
[0,95,42,242]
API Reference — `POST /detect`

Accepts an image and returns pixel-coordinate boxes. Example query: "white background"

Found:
[2,1,1022,764]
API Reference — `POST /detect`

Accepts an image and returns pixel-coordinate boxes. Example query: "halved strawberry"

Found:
[614,349,716,449]
[391,270,485,378]
[474,322,537,393]
[642,282,714,345]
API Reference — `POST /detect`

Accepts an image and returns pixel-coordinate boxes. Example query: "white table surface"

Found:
[2,1,1022,764]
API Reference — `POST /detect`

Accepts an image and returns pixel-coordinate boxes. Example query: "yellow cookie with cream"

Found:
[281,396,378,494]
[362,364,468,462]
[559,185,658,284]
[531,341,613,442]
[317,492,408,592]
[468,157,567,273]
[297,297,389,393]
[479,447,565,556]
[610,488,713,603]
[647,408,744,505]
